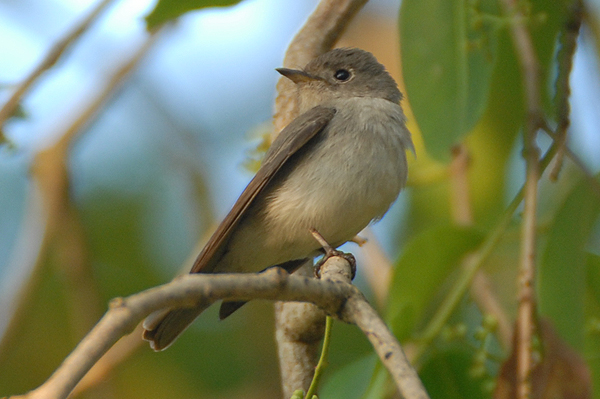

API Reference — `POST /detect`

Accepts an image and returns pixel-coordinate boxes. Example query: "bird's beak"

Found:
[276,68,320,84]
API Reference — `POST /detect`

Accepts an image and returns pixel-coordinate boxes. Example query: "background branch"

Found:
[449,144,512,350]
[500,1,544,398]
[550,0,583,181]
[411,142,559,363]
[0,0,118,132]
[275,263,326,398]
[0,28,162,395]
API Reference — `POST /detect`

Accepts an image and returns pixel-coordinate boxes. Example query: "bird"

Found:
[143,48,414,351]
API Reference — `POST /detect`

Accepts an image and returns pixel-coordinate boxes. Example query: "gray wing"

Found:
[188,105,336,274]
[143,106,336,350]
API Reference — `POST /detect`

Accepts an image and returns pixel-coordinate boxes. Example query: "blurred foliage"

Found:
[1,0,600,398]
[419,346,490,399]
[400,0,500,162]
[387,225,484,341]
[145,0,244,29]
[539,176,600,352]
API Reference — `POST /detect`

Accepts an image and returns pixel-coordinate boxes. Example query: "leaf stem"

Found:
[305,316,334,399]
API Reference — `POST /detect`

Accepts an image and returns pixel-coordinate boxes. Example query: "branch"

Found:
[500,1,544,398]
[0,0,118,132]
[359,228,394,308]
[7,263,429,399]
[449,144,473,226]
[70,324,144,396]
[550,0,583,181]
[334,283,429,398]
[448,144,512,350]
[541,123,600,198]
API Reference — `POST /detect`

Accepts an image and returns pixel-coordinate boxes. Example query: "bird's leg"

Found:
[350,235,368,246]
[309,228,356,279]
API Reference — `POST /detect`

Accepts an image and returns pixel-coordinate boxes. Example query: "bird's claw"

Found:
[309,228,357,279]
[314,248,356,280]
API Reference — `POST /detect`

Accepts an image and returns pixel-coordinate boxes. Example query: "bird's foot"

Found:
[309,228,356,280]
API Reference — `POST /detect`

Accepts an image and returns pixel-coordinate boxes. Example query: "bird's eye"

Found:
[334,69,351,82]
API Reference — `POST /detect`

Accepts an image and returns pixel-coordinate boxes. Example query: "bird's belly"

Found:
[266,164,397,245]
[257,133,407,264]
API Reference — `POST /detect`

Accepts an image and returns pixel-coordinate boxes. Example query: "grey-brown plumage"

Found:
[143,48,414,351]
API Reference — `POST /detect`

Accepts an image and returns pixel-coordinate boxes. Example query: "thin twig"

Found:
[0,0,118,131]
[541,121,600,199]
[304,316,333,399]
[359,228,394,308]
[550,0,583,181]
[448,144,512,350]
[499,1,544,397]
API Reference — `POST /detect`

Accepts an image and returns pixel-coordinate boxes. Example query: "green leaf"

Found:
[539,177,600,351]
[320,355,377,399]
[361,362,392,399]
[399,0,499,162]
[0,261,77,395]
[419,346,488,399]
[145,0,244,30]
[387,224,484,341]
[533,0,570,118]
[587,253,600,305]
[585,253,600,399]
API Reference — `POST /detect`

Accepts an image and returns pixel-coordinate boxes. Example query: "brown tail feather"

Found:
[142,305,210,351]
[219,301,247,319]
[143,260,309,350]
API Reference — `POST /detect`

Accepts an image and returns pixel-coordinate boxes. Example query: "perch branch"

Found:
[7,265,429,399]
